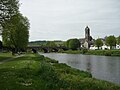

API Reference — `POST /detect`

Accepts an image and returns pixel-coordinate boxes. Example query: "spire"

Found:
[85,26,89,30]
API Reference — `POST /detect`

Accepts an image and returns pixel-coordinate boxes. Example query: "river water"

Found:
[40,53,120,85]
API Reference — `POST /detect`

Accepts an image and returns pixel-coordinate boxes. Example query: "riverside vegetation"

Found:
[0,53,14,61]
[61,50,120,56]
[0,53,120,90]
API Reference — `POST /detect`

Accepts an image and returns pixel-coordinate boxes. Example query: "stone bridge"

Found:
[27,46,69,53]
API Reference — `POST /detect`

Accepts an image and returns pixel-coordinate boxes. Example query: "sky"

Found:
[19,0,120,41]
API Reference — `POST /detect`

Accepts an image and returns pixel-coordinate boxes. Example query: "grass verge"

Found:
[0,53,120,90]
[0,52,14,61]
[61,50,120,56]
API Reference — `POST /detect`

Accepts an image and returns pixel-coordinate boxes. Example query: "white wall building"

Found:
[90,44,120,50]
[89,45,98,50]
[102,44,110,50]
[116,44,120,49]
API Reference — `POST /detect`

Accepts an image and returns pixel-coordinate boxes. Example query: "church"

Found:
[79,26,93,49]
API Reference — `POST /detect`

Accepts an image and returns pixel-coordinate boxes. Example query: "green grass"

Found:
[61,50,120,56]
[0,53,120,90]
[0,52,14,61]
[61,50,82,54]
[0,54,47,90]
[85,50,120,56]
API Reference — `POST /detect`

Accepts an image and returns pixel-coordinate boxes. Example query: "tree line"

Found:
[0,0,29,54]
[95,36,120,50]
[65,35,120,50]
[29,35,120,51]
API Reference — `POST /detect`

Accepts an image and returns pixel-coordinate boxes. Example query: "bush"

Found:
[45,57,58,63]
[38,61,60,89]
[104,51,112,56]
[53,63,92,78]
[66,39,80,50]
[81,49,88,54]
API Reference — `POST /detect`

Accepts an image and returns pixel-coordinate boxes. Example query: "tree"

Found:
[66,39,71,47]
[95,38,103,49]
[117,36,120,45]
[2,13,29,53]
[0,41,2,49]
[0,0,19,24]
[0,0,19,35]
[66,39,80,50]
[106,35,116,49]
[46,41,57,47]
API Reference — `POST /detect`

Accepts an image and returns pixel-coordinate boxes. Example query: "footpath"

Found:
[0,54,25,64]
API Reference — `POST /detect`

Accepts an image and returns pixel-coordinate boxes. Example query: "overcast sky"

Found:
[20,0,120,41]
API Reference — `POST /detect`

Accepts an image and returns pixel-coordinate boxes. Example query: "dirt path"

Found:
[0,55,25,64]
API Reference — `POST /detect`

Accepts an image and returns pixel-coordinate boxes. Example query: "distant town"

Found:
[29,26,120,50]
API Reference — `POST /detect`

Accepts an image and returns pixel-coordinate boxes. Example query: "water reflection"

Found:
[86,57,92,73]
[40,53,120,85]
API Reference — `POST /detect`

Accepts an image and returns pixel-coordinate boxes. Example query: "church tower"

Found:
[85,26,90,42]
[84,26,90,49]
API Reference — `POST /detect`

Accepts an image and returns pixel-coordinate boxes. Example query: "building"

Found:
[80,26,93,49]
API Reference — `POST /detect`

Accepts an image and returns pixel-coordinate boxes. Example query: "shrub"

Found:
[104,51,112,56]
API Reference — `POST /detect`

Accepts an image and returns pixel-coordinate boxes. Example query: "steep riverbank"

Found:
[0,53,120,90]
[61,50,120,56]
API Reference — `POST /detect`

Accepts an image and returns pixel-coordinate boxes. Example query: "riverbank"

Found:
[61,50,120,56]
[0,52,120,90]
[0,53,14,62]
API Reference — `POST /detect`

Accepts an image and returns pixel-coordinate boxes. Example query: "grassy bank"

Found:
[60,50,82,54]
[85,50,120,56]
[0,53,120,90]
[61,50,120,56]
[0,52,14,61]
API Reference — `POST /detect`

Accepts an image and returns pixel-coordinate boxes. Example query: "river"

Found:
[40,53,120,85]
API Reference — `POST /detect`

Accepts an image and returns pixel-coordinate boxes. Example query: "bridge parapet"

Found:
[27,46,69,53]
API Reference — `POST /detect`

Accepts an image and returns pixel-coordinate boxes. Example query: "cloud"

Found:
[20,0,120,41]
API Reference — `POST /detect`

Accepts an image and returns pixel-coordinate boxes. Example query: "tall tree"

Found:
[95,38,103,49]
[2,13,29,53]
[0,0,19,35]
[0,0,19,23]
[0,41,2,49]
[106,35,116,49]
